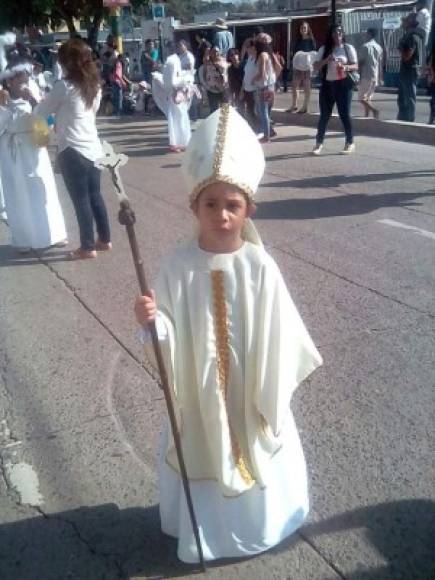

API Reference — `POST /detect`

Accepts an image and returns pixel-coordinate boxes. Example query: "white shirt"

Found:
[52,61,63,83]
[254,54,276,88]
[179,50,195,72]
[416,8,431,44]
[34,80,102,162]
[317,44,358,81]
[243,56,258,92]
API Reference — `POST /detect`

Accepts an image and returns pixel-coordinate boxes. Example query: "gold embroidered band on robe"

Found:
[210,269,255,486]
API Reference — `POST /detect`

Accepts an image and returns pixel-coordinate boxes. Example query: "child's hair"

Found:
[298,21,315,42]
[227,48,239,62]
[366,27,378,40]
[58,38,100,109]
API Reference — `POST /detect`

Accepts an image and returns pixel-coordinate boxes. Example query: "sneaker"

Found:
[259,137,271,144]
[341,143,355,155]
[312,143,323,156]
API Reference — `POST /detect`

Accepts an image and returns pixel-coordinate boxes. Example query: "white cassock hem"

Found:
[157,412,309,563]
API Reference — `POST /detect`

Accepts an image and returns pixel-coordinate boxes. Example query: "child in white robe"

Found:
[0,62,67,252]
[152,50,193,153]
[134,105,323,563]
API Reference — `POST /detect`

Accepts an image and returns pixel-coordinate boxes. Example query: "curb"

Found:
[273,109,435,146]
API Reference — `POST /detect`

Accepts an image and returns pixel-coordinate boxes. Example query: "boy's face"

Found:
[192,182,254,250]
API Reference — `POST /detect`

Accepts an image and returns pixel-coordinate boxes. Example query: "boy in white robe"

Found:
[134,105,323,563]
[0,62,67,251]
[152,48,193,153]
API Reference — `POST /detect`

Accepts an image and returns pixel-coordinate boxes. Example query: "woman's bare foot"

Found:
[69,248,97,260]
[95,240,112,251]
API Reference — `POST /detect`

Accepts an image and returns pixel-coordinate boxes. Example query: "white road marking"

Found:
[377,219,435,241]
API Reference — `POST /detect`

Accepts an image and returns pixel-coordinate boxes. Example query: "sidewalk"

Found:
[274,87,431,125]
[0,117,434,580]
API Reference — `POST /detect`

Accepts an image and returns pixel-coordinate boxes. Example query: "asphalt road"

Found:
[0,116,434,580]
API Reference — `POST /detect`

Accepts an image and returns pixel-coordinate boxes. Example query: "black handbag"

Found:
[343,44,360,88]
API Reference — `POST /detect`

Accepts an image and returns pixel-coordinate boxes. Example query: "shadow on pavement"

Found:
[0,503,276,579]
[261,169,435,191]
[265,151,341,161]
[255,190,435,220]
[0,503,186,580]
[303,499,435,580]
[0,245,72,267]
[0,500,433,579]
[269,133,342,144]
[122,147,172,158]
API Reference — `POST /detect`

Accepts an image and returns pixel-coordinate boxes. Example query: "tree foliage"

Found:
[0,0,149,47]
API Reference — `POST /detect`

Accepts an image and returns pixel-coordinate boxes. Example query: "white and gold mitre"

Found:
[182,104,265,203]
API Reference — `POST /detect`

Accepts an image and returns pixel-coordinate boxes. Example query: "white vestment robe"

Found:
[152,54,192,148]
[0,99,66,249]
[0,175,6,220]
[147,239,323,563]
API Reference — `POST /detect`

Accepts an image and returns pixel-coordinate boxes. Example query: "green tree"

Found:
[0,0,149,48]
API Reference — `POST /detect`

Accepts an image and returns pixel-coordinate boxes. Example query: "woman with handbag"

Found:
[312,25,358,155]
[252,37,276,144]
[202,46,229,113]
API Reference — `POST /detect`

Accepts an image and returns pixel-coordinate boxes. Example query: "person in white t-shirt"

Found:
[414,0,432,47]
[240,39,259,130]
[177,39,198,122]
[35,39,112,260]
[358,28,383,118]
[312,24,358,155]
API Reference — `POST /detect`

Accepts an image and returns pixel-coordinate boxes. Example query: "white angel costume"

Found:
[151,53,193,149]
[0,32,17,222]
[0,65,66,249]
[143,106,323,563]
[0,176,6,221]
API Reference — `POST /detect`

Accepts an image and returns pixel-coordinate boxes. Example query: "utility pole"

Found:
[331,0,337,26]
[104,0,130,53]
[109,5,123,53]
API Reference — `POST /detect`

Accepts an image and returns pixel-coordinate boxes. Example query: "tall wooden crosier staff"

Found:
[96,141,206,572]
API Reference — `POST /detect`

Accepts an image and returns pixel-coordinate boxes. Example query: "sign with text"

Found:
[383,17,402,30]
[152,3,165,21]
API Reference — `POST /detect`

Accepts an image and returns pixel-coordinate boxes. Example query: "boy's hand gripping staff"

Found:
[96,141,206,572]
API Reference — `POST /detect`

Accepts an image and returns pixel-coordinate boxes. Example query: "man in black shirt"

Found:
[397,16,420,122]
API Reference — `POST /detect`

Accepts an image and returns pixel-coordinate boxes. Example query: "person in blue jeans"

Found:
[252,37,276,143]
[111,54,126,116]
[35,39,111,260]
[312,25,359,155]
[397,16,420,123]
